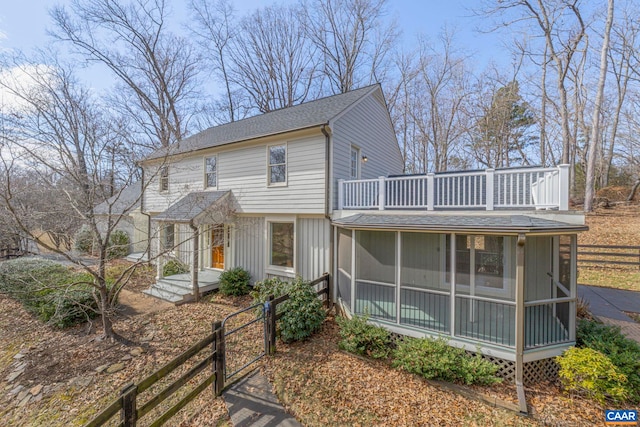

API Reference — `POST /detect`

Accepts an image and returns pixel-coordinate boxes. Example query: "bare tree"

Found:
[584,0,615,212]
[479,0,587,166]
[0,51,151,340]
[228,4,319,113]
[50,0,201,149]
[304,0,397,94]
[189,0,243,124]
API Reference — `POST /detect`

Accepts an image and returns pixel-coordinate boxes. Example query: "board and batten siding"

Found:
[331,89,403,210]
[219,134,326,214]
[233,216,265,284]
[296,217,331,281]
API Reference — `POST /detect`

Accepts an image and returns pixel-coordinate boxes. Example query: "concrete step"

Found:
[143,286,185,304]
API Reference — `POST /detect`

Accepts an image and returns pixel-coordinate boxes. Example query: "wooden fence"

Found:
[576,244,640,269]
[84,273,330,427]
[0,247,22,261]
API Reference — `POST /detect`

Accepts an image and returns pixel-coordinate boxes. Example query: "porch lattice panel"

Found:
[471,354,558,385]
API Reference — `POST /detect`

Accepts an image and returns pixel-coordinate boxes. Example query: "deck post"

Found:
[378,176,386,210]
[337,179,344,210]
[558,164,569,211]
[486,169,495,210]
[515,234,528,414]
[427,173,435,210]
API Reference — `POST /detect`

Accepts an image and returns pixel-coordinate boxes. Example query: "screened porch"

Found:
[335,223,580,354]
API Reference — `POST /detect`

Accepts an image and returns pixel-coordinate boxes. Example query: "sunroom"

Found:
[334,213,586,394]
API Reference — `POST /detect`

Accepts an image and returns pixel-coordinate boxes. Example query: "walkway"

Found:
[578,284,640,343]
[223,370,302,427]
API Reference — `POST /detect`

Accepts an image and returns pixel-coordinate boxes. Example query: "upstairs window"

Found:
[159,166,169,192]
[350,146,360,179]
[205,156,217,188]
[268,144,287,185]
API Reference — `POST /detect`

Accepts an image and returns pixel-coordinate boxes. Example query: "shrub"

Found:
[163,259,188,277]
[219,267,251,296]
[252,276,326,342]
[107,230,130,259]
[556,347,628,404]
[74,226,95,254]
[0,258,98,327]
[392,336,501,386]
[336,314,391,359]
[577,319,640,402]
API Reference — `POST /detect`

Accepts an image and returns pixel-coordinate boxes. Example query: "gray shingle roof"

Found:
[154,191,230,223]
[333,214,587,233]
[146,85,380,160]
[94,181,141,215]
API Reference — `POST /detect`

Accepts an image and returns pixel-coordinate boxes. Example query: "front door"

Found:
[211,226,225,269]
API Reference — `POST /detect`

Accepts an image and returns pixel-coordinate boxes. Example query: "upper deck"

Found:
[338,164,570,212]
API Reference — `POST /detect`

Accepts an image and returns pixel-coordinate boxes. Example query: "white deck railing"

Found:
[338,165,570,211]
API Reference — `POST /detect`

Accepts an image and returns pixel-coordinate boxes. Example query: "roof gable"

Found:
[146,85,380,160]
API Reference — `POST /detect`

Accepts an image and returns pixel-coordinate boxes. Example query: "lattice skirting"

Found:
[477,355,559,385]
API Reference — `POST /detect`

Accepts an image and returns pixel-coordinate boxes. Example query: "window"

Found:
[268,144,286,185]
[269,222,294,268]
[205,156,217,188]
[162,224,175,250]
[159,166,169,192]
[350,146,360,179]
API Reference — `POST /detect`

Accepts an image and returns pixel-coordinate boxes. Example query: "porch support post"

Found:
[450,233,456,337]
[515,233,527,414]
[156,223,163,281]
[189,220,200,302]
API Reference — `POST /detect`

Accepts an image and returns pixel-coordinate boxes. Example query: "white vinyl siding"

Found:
[331,90,403,210]
[219,135,326,214]
[145,157,205,213]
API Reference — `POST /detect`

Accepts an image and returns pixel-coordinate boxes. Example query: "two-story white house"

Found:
[138,83,587,411]
[140,84,402,299]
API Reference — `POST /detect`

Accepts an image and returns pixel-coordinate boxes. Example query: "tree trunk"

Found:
[584,0,615,212]
[628,179,640,202]
[99,286,114,339]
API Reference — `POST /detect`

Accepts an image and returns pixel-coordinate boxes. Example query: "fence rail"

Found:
[84,273,330,427]
[562,243,640,269]
[338,165,570,211]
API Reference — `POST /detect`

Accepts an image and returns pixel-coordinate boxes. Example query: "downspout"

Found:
[515,233,528,414]
[321,124,334,306]
[139,165,152,264]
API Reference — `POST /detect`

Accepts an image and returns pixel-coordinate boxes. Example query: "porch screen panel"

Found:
[337,228,352,310]
[355,230,396,320]
[400,232,450,332]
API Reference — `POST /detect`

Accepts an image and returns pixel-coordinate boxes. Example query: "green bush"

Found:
[74,226,95,254]
[556,347,628,404]
[107,230,130,259]
[219,267,251,296]
[252,276,326,343]
[392,336,501,386]
[163,259,188,277]
[577,319,640,402]
[336,314,391,359]
[0,258,98,327]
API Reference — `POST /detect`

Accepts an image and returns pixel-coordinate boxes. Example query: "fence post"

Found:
[325,273,331,308]
[486,169,495,210]
[213,321,225,396]
[120,383,137,427]
[268,295,277,354]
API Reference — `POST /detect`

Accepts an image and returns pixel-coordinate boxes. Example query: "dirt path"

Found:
[117,289,173,317]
